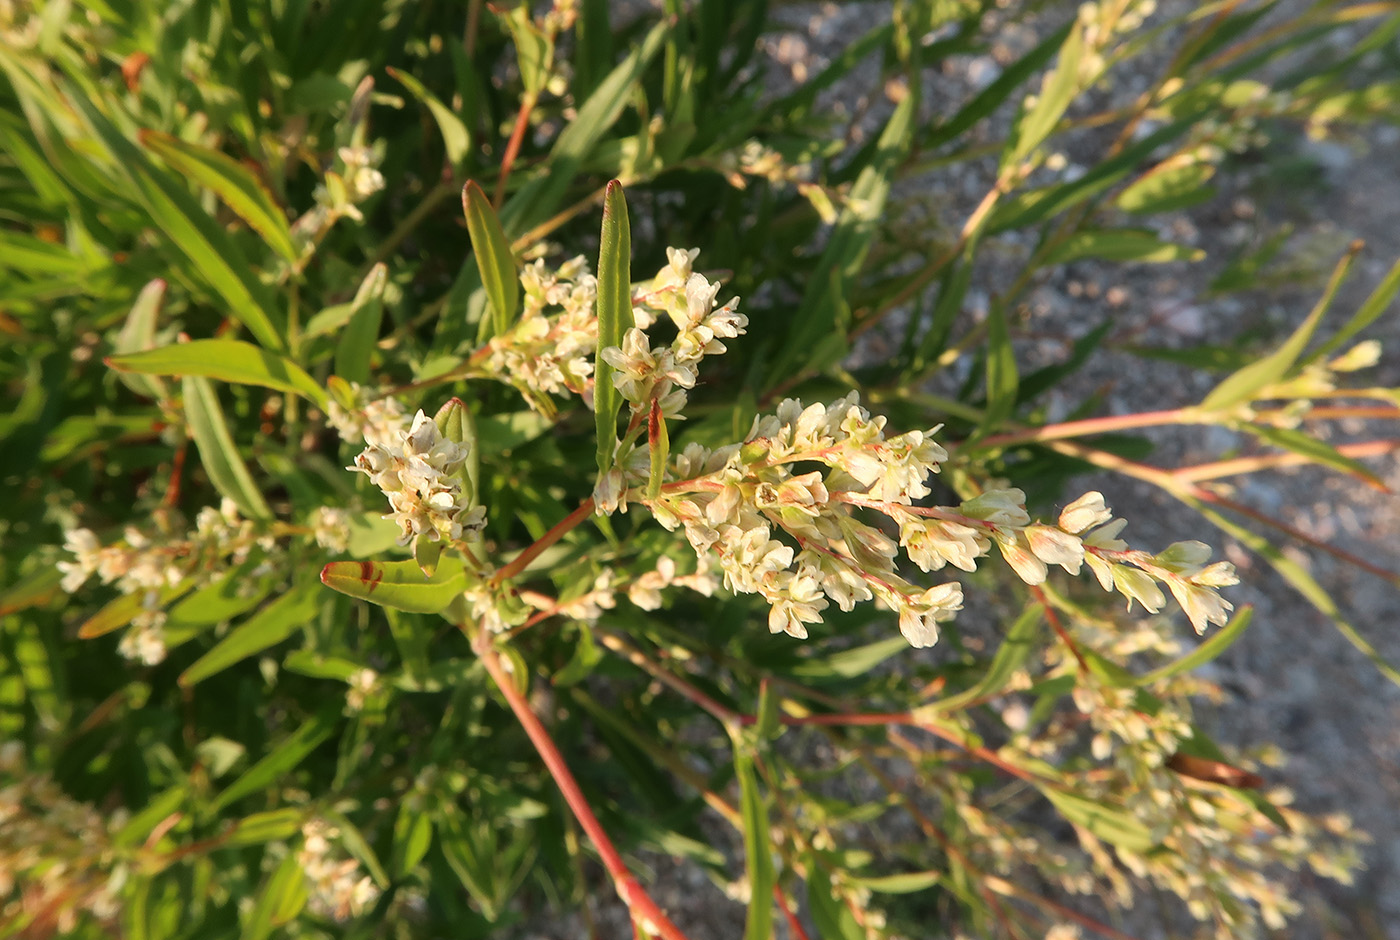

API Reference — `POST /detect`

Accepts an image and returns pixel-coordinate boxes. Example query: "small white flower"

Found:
[1058,491,1113,534]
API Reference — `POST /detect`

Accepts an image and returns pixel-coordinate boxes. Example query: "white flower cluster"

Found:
[350,410,485,546]
[888,489,1238,634]
[0,742,125,932]
[327,382,411,448]
[56,499,275,666]
[600,247,747,419]
[477,256,599,414]
[473,248,742,420]
[297,818,379,921]
[626,394,1240,646]
[626,555,720,611]
[643,393,961,647]
[343,667,379,714]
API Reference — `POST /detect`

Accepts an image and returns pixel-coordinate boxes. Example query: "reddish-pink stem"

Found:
[491,497,596,586]
[475,627,691,940]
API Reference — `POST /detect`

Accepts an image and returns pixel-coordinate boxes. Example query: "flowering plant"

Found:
[6,1,1398,938]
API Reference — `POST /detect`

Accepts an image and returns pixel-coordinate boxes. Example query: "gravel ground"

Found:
[517,3,1400,937]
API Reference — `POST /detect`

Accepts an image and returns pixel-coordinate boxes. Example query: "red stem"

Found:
[475,627,692,940]
[491,497,596,586]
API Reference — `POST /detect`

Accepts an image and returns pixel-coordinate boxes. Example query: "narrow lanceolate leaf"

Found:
[112,279,168,400]
[1039,787,1155,853]
[925,606,1041,713]
[462,182,519,338]
[320,557,469,614]
[244,851,309,940]
[178,581,321,687]
[594,180,632,476]
[1309,254,1400,362]
[1140,606,1253,686]
[211,708,340,813]
[113,340,327,409]
[182,375,272,519]
[734,745,775,940]
[387,67,472,167]
[1041,229,1205,266]
[68,91,285,351]
[1003,21,1085,169]
[1240,424,1388,491]
[78,582,192,639]
[1114,160,1217,215]
[140,131,298,264]
[1202,245,1360,411]
[334,263,387,385]
[978,299,1019,436]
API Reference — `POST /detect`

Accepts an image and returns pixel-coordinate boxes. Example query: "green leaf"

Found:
[78,582,191,639]
[978,299,1018,435]
[112,279,168,400]
[1041,229,1205,266]
[0,229,94,276]
[926,606,1041,713]
[67,90,285,351]
[553,622,603,687]
[1140,606,1253,685]
[1039,787,1155,853]
[1115,160,1217,214]
[1309,253,1400,361]
[333,263,386,385]
[210,708,339,813]
[805,859,863,940]
[393,802,434,876]
[988,119,1195,233]
[243,849,308,940]
[179,581,321,687]
[1240,423,1388,491]
[928,24,1071,148]
[503,4,551,94]
[1202,245,1359,410]
[734,742,774,940]
[112,786,186,848]
[222,809,305,848]
[846,870,940,894]
[165,563,276,637]
[594,179,633,476]
[1003,21,1085,168]
[792,635,909,679]
[183,375,272,519]
[113,340,327,409]
[320,557,469,614]
[387,67,472,167]
[462,181,519,339]
[139,130,299,264]
[437,809,499,920]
